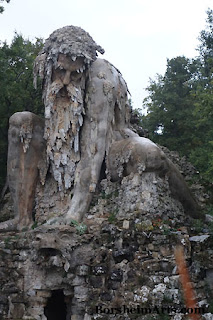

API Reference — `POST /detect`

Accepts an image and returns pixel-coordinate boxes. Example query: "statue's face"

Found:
[52,53,85,86]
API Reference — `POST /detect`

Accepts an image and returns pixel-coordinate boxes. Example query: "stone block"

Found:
[123,220,130,229]
[90,276,103,288]
[76,265,89,276]
[9,302,25,319]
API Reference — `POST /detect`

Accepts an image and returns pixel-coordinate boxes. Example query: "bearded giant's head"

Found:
[33,26,104,93]
[33,26,104,191]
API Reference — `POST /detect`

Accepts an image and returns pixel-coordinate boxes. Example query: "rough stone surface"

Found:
[2,112,46,230]
[0,170,212,319]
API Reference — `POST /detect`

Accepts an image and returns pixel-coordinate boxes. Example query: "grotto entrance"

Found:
[44,290,67,320]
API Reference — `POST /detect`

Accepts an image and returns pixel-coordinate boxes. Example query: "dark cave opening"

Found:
[99,157,107,182]
[44,290,67,320]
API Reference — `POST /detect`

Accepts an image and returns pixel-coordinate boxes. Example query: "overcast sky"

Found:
[0,0,212,109]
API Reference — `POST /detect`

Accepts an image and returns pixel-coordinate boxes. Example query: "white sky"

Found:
[0,0,212,109]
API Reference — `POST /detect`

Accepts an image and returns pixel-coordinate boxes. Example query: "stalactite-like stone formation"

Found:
[33,26,105,193]
[44,78,85,191]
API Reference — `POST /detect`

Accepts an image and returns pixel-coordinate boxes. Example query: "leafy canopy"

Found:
[0,0,10,14]
[0,33,44,191]
[141,9,213,187]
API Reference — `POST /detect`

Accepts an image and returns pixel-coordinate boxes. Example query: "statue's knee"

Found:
[9,111,35,127]
[9,112,45,152]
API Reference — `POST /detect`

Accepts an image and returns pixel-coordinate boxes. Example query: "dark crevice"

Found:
[38,248,61,257]
[44,290,67,320]
[99,157,107,182]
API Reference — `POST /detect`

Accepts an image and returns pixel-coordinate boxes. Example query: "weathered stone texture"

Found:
[6,112,46,230]
[0,25,212,320]
[0,171,212,319]
[1,26,202,230]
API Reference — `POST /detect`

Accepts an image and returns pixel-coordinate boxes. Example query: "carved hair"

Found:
[33,25,104,91]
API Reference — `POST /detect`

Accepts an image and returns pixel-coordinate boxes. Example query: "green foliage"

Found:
[198,9,213,80]
[209,302,213,314]
[192,219,205,233]
[101,190,119,199]
[4,236,11,248]
[142,9,213,187]
[205,204,213,216]
[0,33,44,191]
[31,221,38,230]
[70,219,79,226]
[159,314,170,320]
[70,219,87,235]
[142,56,198,154]
[108,212,117,223]
[0,0,10,13]
[108,208,118,223]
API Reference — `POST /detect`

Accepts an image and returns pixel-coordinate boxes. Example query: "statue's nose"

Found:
[63,70,71,85]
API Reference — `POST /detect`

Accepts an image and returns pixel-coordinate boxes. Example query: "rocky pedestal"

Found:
[0,171,212,320]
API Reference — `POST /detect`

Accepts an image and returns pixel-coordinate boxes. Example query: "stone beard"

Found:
[43,55,87,192]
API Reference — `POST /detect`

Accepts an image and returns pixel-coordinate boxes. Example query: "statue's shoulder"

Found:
[89,58,129,92]
[91,58,122,75]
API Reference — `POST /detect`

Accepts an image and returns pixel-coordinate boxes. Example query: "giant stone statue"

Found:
[0,26,200,231]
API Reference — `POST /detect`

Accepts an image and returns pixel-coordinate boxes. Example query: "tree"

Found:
[0,33,44,192]
[142,9,213,187]
[189,8,213,185]
[0,0,10,14]
[197,8,213,81]
[142,56,198,155]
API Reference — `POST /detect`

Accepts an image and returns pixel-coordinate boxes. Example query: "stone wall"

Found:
[0,170,213,320]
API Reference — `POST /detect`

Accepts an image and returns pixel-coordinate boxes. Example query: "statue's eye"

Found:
[57,68,66,74]
[70,71,82,81]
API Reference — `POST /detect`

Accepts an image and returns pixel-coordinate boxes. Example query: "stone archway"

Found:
[44,290,67,320]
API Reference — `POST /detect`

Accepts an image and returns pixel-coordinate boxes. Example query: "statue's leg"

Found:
[65,80,110,222]
[0,112,45,231]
